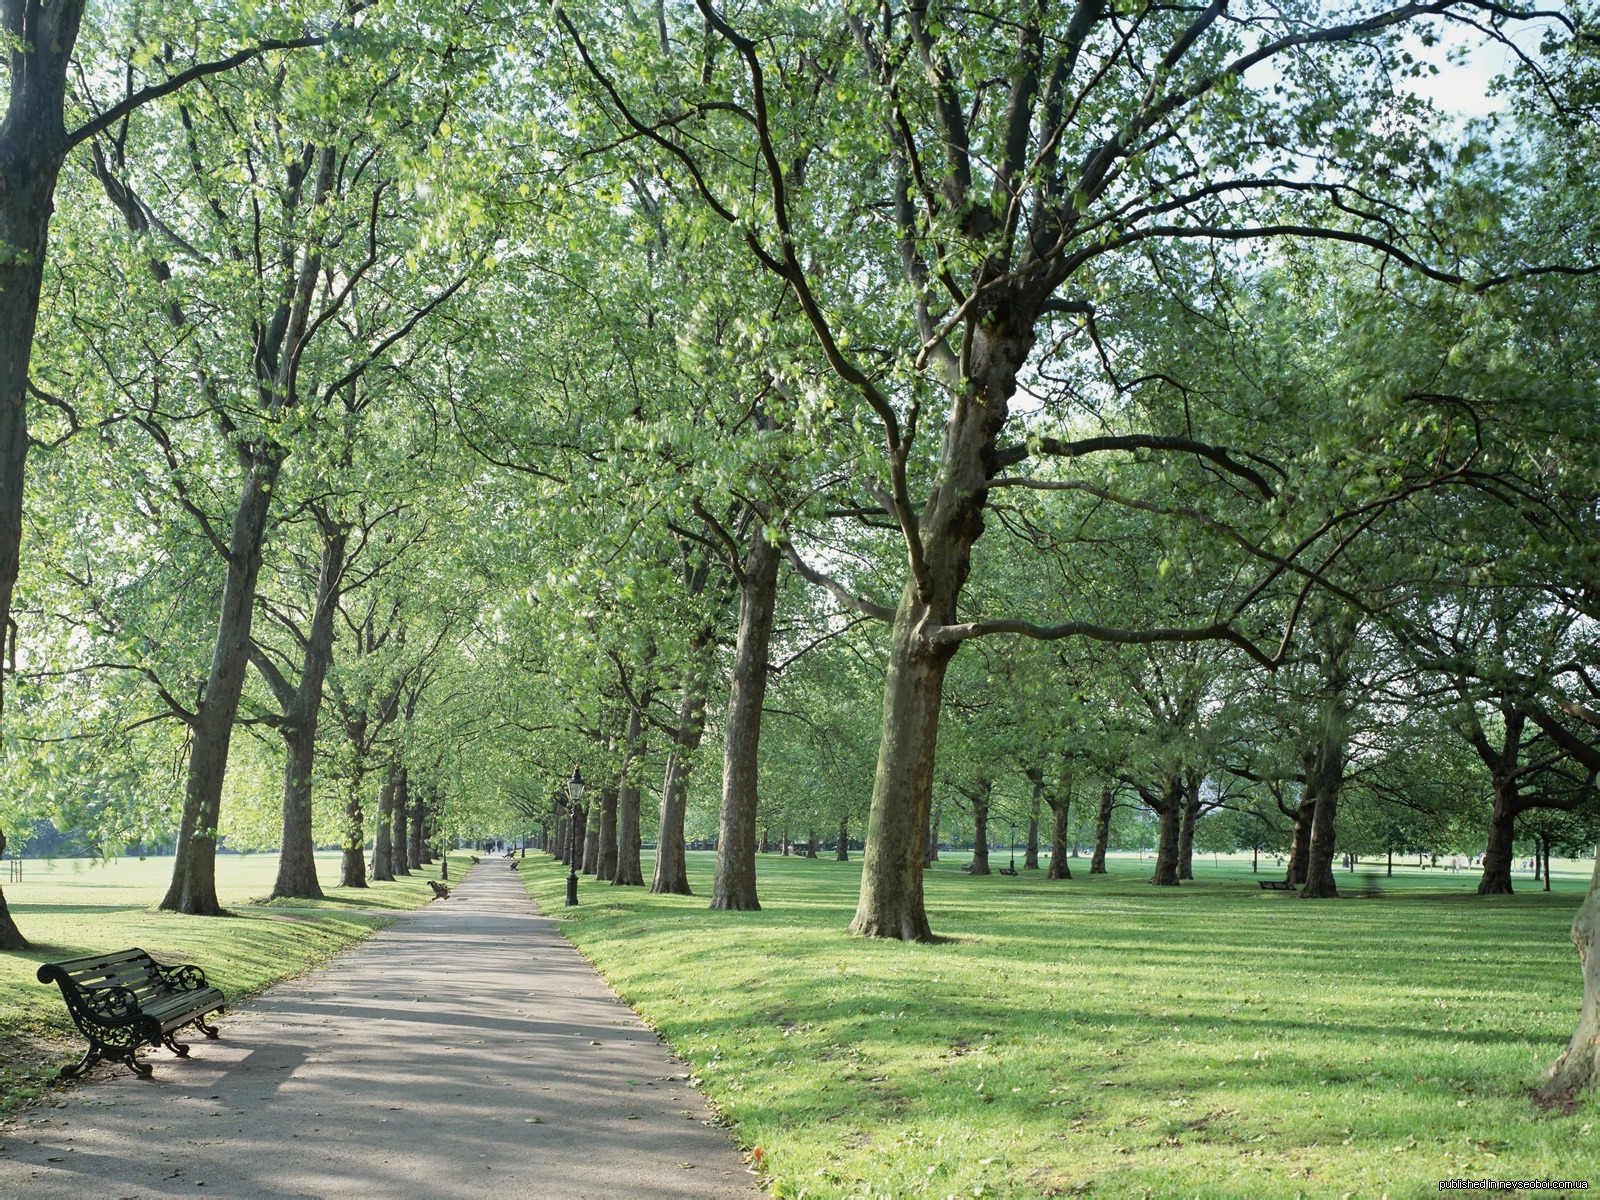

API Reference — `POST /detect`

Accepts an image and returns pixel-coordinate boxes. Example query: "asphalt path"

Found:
[0,861,757,1198]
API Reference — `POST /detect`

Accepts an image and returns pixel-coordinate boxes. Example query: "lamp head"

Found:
[567,766,585,803]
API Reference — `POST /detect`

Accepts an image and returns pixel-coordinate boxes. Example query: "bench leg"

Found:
[164,1033,192,1058]
[195,1014,221,1039]
[57,1046,101,1081]
[120,1052,155,1079]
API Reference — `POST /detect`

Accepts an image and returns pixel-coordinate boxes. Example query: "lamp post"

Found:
[565,767,585,906]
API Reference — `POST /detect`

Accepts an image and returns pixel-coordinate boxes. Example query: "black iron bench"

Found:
[1259,879,1297,891]
[37,948,225,1079]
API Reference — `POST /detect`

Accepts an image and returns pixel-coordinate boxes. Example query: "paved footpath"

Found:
[0,862,758,1199]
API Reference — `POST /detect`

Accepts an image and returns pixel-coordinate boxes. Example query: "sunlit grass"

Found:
[0,849,468,1113]
[523,849,1598,1199]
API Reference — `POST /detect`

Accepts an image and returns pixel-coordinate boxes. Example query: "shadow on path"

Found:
[0,863,757,1199]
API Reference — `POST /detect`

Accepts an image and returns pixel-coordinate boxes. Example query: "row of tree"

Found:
[1,0,1598,1098]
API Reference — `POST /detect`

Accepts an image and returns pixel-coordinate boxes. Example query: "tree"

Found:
[550,0,1579,939]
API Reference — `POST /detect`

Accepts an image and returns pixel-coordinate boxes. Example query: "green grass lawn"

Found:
[522,850,1599,1199]
[0,849,466,1113]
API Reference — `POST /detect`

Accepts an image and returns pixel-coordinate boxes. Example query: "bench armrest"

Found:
[75,984,143,1023]
[153,961,208,992]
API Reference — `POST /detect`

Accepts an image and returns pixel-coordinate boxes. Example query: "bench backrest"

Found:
[38,948,166,1006]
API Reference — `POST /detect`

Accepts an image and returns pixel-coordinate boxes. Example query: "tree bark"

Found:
[836,814,849,861]
[263,526,344,900]
[585,787,609,876]
[613,704,647,887]
[1176,774,1200,881]
[1300,618,1354,899]
[1538,844,1600,1102]
[595,781,620,883]
[806,830,819,858]
[391,768,411,875]
[1046,798,1071,880]
[652,653,709,894]
[421,790,437,865]
[0,826,27,950]
[413,788,431,866]
[1144,779,1182,886]
[924,799,941,865]
[710,529,780,911]
[161,456,282,914]
[1090,782,1113,874]
[850,603,958,940]
[968,782,991,875]
[272,724,324,900]
[1478,777,1520,895]
[371,772,395,881]
[0,4,84,797]
[1024,776,1041,870]
[1045,767,1073,880]
[1286,793,1315,886]
[340,764,368,888]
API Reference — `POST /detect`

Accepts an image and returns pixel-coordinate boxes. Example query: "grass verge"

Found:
[0,849,467,1115]
[522,850,1598,1199]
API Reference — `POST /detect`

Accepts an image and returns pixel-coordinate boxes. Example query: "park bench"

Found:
[37,948,225,1080]
[1259,879,1297,891]
[429,880,451,898]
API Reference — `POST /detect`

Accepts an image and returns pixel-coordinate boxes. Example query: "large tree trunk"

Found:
[849,311,1030,940]
[371,770,395,882]
[1024,773,1042,870]
[266,527,344,900]
[413,788,430,866]
[1300,775,1340,898]
[583,792,603,875]
[652,656,709,894]
[1146,780,1182,886]
[162,458,282,914]
[924,799,941,866]
[1286,793,1315,886]
[554,800,569,864]
[0,827,27,950]
[1478,775,1520,896]
[340,765,368,888]
[391,768,411,875]
[1300,618,1353,899]
[0,10,83,844]
[968,783,991,876]
[595,782,619,883]
[710,531,780,911]
[850,603,958,940]
[806,831,819,858]
[836,814,849,861]
[1300,735,1347,900]
[1177,774,1201,881]
[1090,782,1113,874]
[1539,844,1600,1103]
[613,704,647,887]
[420,790,437,865]
[1046,799,1072,880]
[271,725,324,900]
[1046,766,1073,880]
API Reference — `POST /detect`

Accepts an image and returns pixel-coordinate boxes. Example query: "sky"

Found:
[1397,16,1559,125]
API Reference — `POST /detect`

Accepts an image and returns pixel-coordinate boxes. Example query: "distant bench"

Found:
[1259,879,1298,891]
[37,948,225,1080]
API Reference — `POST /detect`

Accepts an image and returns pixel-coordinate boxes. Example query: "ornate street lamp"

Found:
[565,767,585,906]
